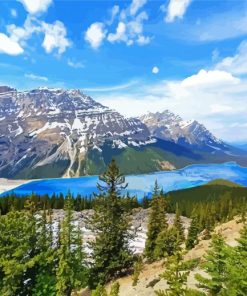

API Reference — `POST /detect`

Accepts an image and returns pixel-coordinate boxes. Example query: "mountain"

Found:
[0,86,155,178]
[0,86,246,179]
[139,110,226,150]
[139,110,247,158]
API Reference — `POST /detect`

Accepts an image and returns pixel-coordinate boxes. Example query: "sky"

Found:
[0,0,247,142]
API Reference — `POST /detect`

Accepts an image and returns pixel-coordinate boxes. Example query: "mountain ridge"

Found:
[0,86,246,179]
[139,110,224,150]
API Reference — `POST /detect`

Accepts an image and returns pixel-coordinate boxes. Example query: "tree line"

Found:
[0,191,140,215]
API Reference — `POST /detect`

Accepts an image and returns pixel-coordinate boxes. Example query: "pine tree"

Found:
[88,281,120,296]
[145,182,168,261]
[173,204,185,241]
[88,159,134,288]
[92,284,108,296]
[154,227,181,259]
[56,194,87,296]
[240,197,247,223]
[222,224,247,295]
[186,212,200,250]
[0,209,38,296]
[32,207,56,296]
[109,282,120,296]
[155,249,189,296]
[195,233,230,295]
[132,256,143,286]
[228,199,234,220]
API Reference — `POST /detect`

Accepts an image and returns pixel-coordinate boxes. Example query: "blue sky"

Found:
[1,0,247,142]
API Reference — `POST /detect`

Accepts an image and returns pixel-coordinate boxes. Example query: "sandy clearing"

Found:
[0,178,30,194]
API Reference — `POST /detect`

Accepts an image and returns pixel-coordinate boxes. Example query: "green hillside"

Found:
[166,181,247,217]
[206,179,242,187]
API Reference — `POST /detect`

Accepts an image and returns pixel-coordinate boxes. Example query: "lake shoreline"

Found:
[1,162,247,198]
[0,178,31,194]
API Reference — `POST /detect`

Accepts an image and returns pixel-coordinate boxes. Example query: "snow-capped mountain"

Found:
[0,86,152,178]
[0,87,246,179]
[139,110,226,151]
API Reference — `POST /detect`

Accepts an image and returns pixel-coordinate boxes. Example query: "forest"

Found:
[0,159,246,295]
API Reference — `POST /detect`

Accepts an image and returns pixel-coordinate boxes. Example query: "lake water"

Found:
[3,162,247,198]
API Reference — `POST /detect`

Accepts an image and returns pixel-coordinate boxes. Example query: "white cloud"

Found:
[85,0,150,48]
[210,104,235,114]
[216,40,247,75]
[108,22,126,43]
[137,35,150,45]
[25,73,48,81]
[7,16,40,46]
[0,33,24,55]
[11,9,17,18]
[108,9,150,46]
[152,66,159,74]
[41,21,71,54]
[165,0,192,23]
[107,5,120,25]
[18,0,53,14]
[129,0,147,16]
[181,69,239,87]
[67,59,84,69]
[85,22,106,49]
[7,16,70,55]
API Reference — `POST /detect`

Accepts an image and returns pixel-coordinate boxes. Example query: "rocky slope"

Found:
[101,217,243,296]
[50,208,191,255]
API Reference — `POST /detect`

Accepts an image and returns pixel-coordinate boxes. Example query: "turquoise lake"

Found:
[3,162,247,198]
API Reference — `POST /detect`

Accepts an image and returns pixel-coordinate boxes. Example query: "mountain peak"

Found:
[140,110,223,149]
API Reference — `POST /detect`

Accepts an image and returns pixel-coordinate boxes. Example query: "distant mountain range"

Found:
[0,86,246,179]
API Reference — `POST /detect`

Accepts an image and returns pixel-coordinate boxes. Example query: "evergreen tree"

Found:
[173,204,185,241]
[91,281,120,296]
[109,282,120,296]
[0,209,38,296]
[155,249,189,296]
[142,196,150,209]
[240,197,247,223]
[56,194,87,296]
[222,224,247,295]
[88,159,134,288]
[132,256,143,286]
[32,207,56,296]
[154,227,181,259]
[195,233,230,296]
[186,212,200,250]
[145,182,168,261]
[92,284,108,296]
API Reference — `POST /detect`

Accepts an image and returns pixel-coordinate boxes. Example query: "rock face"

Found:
[51,208,191,255]
[0,87,151,178]
[139,110,226,151]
